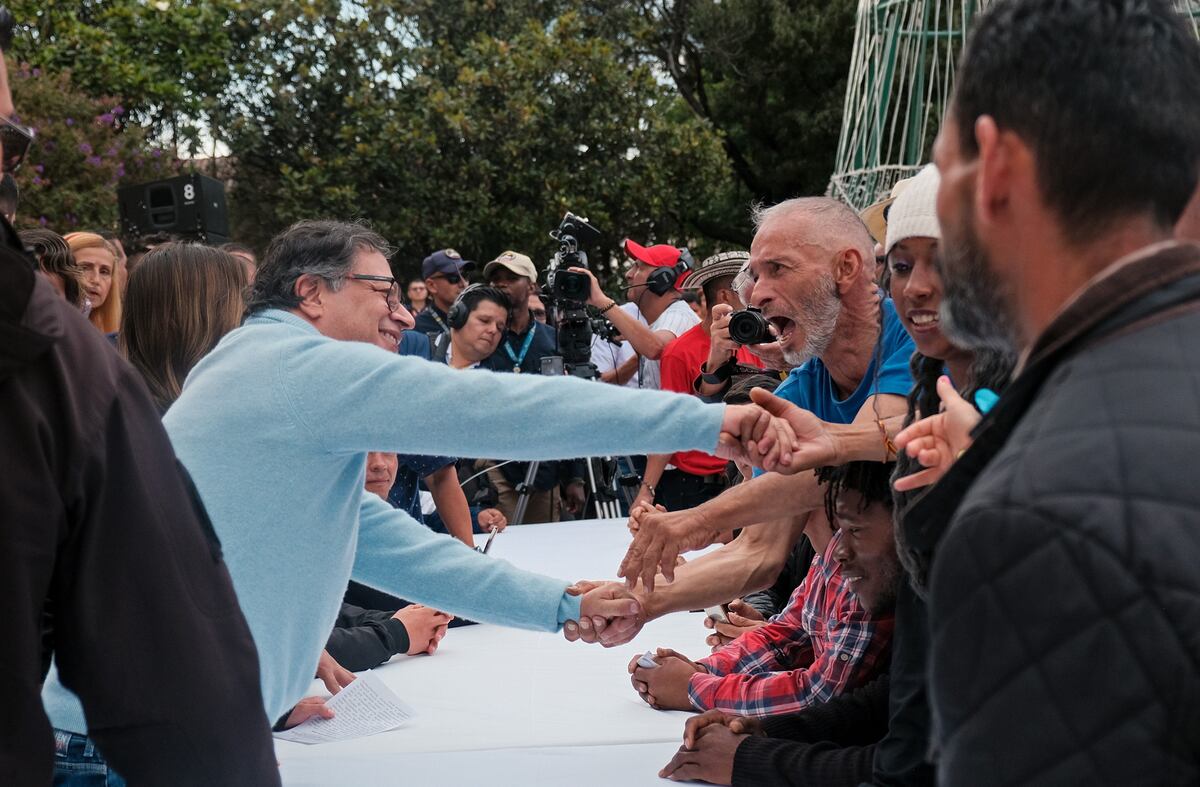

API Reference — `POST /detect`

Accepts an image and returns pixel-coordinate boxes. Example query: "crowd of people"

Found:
[6,0,1200,785]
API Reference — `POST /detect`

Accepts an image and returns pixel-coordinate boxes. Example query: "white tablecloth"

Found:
[276,519,714,786]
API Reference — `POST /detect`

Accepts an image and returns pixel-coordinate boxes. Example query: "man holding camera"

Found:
[634,251,766,512]
[412,248,473,336]
[574,240,700,392]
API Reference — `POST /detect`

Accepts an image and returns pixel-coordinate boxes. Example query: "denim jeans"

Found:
[52,729,126,787]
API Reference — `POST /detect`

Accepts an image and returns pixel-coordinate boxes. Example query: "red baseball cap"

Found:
[624,239,689,291]
[624,239,681,267]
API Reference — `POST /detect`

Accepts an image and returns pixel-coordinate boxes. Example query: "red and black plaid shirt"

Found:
[689,530,894,717]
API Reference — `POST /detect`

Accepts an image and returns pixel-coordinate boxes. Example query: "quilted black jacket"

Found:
[927,242,1200,785]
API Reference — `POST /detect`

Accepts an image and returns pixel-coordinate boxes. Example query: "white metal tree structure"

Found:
[829,0,1200,212]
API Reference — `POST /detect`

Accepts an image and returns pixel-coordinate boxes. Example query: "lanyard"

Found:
[429,308,449,333]
[503,323,537,373]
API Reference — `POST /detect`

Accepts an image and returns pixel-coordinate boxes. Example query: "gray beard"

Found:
[782,275,842,366]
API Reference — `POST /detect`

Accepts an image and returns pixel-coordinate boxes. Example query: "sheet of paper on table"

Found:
[274,672,415,745]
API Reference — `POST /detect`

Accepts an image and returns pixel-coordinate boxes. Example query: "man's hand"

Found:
[714,403,798,473]
[561,582,645,646]
[628,647,705,711]
[703,599,766,651]
[568,266,608,309]
[681,709,765,749]
[315,649,355,694]
[741,387,841,472]
[393,605,452,655]
[619,505,723,592]
[893,376,980,492]
[659,722,751,784]
[707,304,739,367]
[282,696,335,730]
[477,507,507,532]
[563,480,587,516]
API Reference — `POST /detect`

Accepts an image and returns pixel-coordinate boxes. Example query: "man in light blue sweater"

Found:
[43,220,795,747]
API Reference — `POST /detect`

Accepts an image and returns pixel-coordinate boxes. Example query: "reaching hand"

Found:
[282,696,335,730]
[477,508,507,532]
[714,403,798,472]
[628,647,705,711]
[618,505,722,593]
[741,388,841,472]
[393,604,452,655]
[563,583,644,647]
[315,649,355,694]
[893,376,981,492]
[702,599,766,651]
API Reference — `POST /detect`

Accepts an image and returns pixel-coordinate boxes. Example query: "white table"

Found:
[276,519,715,786]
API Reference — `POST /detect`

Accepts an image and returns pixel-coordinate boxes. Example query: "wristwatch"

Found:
[700,358,737,386]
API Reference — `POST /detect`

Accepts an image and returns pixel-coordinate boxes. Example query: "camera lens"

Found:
[728,308,773,345]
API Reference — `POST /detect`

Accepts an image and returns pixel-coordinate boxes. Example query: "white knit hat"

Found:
[884,164,941,256]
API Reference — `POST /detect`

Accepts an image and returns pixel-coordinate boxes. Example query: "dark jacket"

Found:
[325,603,411,671]
[927,242,1200,785]
[0,230,279,785]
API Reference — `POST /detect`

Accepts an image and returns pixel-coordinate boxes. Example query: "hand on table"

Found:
[703,599,766,651]
[477,507,507,532]
[893,375,980,492]
[563,480,587,516]
[659,711,763,784]
[561,581,646,647]
[393,604,452,655]
[628,647,706,711]
[315,649,355,694]
[282,695,335,730]
[619,503,722,593]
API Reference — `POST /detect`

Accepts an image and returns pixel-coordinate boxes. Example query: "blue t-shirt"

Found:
[774,297,915,424]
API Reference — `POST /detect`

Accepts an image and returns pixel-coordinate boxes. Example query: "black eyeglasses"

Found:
[0,116,34,174]
[432,272,463,285]
[348,274,402,311]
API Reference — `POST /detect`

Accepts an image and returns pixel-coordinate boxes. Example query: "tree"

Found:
[6,0,257,156]
[9,67,175,232]
[226,0,732,284]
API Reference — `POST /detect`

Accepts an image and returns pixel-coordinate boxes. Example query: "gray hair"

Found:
[751,197,875,263]
[247,220,394,314]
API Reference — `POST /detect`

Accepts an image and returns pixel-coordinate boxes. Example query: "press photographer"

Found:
[570,238,698,391]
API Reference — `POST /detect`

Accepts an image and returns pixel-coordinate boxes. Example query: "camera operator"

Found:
[634,252,766,512]
[571,239,699,391]
[480,251,587,520]
[412,248,474,336]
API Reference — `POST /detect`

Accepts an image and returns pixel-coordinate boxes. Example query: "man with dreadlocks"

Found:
[629,461,897,720]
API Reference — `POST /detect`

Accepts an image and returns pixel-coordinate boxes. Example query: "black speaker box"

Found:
[117,174,230,245]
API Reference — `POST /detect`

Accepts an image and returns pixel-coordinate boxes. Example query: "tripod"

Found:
[510,454,640,525]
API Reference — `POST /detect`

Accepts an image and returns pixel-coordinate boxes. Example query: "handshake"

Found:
[561,580,647,648]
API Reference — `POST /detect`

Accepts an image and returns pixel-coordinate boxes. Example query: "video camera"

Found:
[544,211,606,378]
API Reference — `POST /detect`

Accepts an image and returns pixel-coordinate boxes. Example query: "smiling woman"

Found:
[66,232,121,334]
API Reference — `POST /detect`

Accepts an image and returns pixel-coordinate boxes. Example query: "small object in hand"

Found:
[637,651,660,669]
[704,604,730,624]
[475,527,500,554]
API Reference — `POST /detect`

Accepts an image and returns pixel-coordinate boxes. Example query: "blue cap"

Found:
[422,248,476,279]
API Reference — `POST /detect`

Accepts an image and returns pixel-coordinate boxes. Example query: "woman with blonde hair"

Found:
[65,231,121,334]
[119,242,248,411]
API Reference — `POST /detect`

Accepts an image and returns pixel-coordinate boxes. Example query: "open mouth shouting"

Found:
[768,314,795,344]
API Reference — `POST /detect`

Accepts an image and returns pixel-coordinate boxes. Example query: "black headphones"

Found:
[644,248,695,296]
[447,284,512,330]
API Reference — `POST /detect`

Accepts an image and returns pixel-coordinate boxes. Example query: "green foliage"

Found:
[227,0,732,285]
[7,0,256,154]
[10,67,175,232]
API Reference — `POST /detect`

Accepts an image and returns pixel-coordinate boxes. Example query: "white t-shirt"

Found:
[639,299,701,390]
[591,302,643,388]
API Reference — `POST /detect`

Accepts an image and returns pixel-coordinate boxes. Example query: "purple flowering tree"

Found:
[9,68,178,232]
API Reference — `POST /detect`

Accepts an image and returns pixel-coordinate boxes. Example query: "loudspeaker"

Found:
[118,174,230,244]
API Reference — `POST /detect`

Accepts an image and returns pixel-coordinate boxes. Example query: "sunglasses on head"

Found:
[0,116,34,174]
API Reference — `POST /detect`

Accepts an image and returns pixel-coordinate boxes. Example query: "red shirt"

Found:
[659,322,763,476]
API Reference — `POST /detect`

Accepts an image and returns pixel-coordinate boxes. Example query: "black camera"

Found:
[545,212,601,302]
[728,307,773,345]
